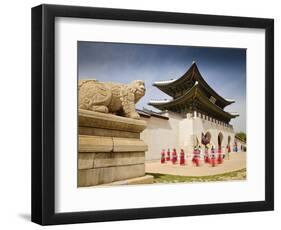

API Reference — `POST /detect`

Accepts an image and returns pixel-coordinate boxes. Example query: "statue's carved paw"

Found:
[129,112,140,119]
[91,105,109,113]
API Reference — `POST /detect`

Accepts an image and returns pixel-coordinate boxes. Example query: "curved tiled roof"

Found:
[149,82,239,122]
[153,62,235,109]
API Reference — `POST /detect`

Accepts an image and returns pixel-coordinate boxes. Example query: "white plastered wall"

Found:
[140,113,181,160]
[141,111,235,160]
[192,115,235,149]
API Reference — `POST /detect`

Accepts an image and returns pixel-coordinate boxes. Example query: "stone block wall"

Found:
[78,109,152,187]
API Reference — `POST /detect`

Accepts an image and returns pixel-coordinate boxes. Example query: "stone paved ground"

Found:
[145,152,246,177]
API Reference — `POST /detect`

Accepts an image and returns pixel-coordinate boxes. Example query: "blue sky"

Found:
[78,42,246,133]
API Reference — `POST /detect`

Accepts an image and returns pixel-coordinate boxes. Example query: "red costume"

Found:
[166,149,171,161]
[192,148,200,167]
[210,147,216,167]
[217,148,223,164]
[179,149,185,165]
[204,148,210,163]
[172,148,177,164]
[192,148,196,164]
[160,149,165,164]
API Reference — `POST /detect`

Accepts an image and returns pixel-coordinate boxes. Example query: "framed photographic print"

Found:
[31,4,274,225]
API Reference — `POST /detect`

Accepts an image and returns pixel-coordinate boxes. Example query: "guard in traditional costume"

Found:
[192,146,197,165]
[210,146,216,167]
[160,149,165,164]
[172,148,177,164]
[222,146,226,159]
[204,147,210,163]
[197,146,202,166]
[233,142,238,152]
[217,147,223,164]
[166,148,171,161]
[192,146,200,167]
[226,145,231,160]
[179,149,185,165]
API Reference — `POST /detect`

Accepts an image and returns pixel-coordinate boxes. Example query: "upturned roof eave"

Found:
[153,63,235,106]
[149,82,238,120]
[192,64,235,106]
[149,81,197,107]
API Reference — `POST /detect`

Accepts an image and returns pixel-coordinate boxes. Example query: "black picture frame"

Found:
[31,4,274,225]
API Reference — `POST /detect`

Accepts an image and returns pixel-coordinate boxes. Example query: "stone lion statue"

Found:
[79,79,145,119]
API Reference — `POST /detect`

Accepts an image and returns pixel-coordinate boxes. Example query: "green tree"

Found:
[235,132,246,142]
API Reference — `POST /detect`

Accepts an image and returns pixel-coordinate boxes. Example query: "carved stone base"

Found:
[78,109,153,187]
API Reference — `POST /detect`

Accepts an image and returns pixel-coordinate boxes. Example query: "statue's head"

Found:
[130,80,146,101]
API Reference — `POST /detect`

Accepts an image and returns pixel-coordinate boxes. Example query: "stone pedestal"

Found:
[78,109,153,187]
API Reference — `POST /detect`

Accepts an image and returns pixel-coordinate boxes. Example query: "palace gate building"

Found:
[139,62,239,160]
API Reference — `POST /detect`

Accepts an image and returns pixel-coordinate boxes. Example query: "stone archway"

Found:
[226,135,231,152]
[201,131,211,146]
[218,132,223,150]
[228,136,231,145]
